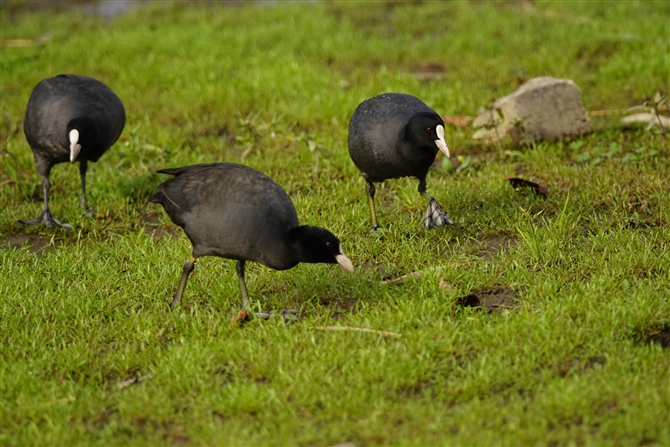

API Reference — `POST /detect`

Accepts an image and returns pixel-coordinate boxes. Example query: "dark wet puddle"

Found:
[648,328,670,348]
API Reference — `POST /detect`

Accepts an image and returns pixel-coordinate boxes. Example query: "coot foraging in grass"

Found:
[348,93,454,231]
[20,74,126,230]
[149,163,354,318]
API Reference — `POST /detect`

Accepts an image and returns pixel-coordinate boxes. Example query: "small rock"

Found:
[473,76,592,144]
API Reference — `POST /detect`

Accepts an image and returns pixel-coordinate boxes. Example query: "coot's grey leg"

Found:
[232,260,254,325]
[418,176,454,229]
[236,260,250,312]
[366,181,383,232]
[79,160,93,216]
[171,255,196,309]
[234,260,298,323]
[19,174,73,231]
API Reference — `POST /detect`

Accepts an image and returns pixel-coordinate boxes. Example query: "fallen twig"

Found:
[1,39,35,48]
[1,34,52,48]
[41,396,76,408]
[380,271,422,285]
[117,373,153,389]
[520,3,594,25]
[589,108,629,117]
[312,326,402,338]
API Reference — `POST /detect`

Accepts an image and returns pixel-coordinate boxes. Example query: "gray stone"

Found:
[473,77,592,144]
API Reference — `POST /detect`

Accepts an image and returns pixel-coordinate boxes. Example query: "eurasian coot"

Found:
[20,74,126,230]
[348,93,454,231]
[150,163,354,316]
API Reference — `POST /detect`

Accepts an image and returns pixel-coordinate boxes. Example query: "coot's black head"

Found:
[66,117,99,162]
[405,112,450,158]
[287,225,354,272]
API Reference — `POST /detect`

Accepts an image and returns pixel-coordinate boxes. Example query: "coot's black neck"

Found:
[397,125,439,173]
[66,117,103,159]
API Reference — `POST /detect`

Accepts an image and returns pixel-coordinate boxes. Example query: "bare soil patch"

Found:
[410,62,446,82]
[456,286,519,313]
[141,213,178,240]
[478,235,519,260]
[0,232,61,256]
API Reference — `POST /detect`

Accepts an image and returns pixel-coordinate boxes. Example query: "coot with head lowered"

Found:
[150,162,354,317]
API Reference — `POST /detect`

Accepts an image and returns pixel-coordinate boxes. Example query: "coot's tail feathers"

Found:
[156,163,223,177]
[156,167,186,176]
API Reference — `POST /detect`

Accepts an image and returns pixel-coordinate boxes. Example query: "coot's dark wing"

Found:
[152,163,301,266]
[83,76,126,159]
[154,163,296,217]
[152,164,220,219]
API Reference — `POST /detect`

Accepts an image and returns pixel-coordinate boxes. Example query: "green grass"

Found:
[1,1,669,445]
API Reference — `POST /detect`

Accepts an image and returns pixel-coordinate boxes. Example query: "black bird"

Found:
[20,74,126,230]
[348,93,454,231]
[149,163,354,317]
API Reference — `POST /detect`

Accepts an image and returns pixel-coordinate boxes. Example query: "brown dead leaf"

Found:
[506,177,549,197]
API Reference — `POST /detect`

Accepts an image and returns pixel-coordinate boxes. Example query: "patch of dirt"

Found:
[410,62,446,82]
[456,286,519,313]
[141,212,178,240]
[0,232,61,256]
[478,235,519,260]
[330,310,349,321]
[325,299,356,320]
[128,415,191,445]
[86,406,119,431]
[626,220,661,230]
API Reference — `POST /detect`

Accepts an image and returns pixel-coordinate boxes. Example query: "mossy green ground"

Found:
[1,2,669,445]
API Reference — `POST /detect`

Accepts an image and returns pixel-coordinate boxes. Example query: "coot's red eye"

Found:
[326,241,333,248]
[426,127,432,133]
